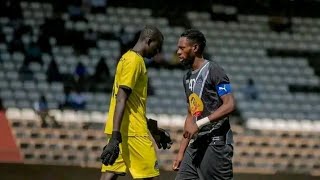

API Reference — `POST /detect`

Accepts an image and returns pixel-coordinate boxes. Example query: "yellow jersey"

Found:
[104,50,149,136]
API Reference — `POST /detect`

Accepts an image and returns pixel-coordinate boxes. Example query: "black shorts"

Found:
[175,138,233,180]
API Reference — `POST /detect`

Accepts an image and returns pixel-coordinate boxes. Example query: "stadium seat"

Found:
[6,108,22,121]
[20,108,37,121]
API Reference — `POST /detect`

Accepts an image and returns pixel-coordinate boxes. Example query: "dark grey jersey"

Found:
[183,60,233,144]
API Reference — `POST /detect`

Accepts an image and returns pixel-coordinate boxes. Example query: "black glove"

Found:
[100,131,122,166]
[148,118,173,150]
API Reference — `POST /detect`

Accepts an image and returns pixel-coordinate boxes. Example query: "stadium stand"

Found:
[0,0,320,178]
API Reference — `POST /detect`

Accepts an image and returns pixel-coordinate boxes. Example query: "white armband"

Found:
[195,117,210,129]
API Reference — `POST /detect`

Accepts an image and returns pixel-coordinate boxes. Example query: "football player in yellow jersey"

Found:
[100,26,172,180]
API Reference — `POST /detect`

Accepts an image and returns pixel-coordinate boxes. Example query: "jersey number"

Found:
[189,79,196,91]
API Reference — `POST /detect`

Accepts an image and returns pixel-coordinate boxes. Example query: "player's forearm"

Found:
[178,137,190,155]
[196,94,235,128]
[207,94,235,122]
[180,111,192,151]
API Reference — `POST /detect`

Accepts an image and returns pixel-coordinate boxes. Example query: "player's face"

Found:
[177,37,195,68]
[146,37,163,59]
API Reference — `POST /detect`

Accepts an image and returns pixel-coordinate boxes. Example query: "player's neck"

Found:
[132,44,144,57]
[192,57,206,71]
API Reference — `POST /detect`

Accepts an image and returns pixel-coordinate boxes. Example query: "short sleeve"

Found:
[118,57,142,89]
[209,62,232,97]
[209,62,230,85]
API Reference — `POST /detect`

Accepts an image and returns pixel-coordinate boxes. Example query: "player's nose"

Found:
[177,49,182,56]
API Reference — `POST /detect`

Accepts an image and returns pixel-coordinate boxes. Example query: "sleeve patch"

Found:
[216,83,232,97]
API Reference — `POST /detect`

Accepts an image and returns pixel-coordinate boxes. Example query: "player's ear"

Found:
[193,44,199,53]
[147,38,152,46]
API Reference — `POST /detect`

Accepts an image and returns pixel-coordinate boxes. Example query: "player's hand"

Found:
[100,131,122,166]
[148,118,173,150]
[183,117,199,139]
[172,152,184,171]
[155,128,173,149]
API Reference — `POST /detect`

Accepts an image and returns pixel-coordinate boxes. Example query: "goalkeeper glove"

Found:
[148,118,173,150]
[100,131,122,166]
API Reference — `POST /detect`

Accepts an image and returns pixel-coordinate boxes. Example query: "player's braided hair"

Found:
[181,29,206,54]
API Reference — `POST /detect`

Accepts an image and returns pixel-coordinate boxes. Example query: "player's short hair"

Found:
[180,29,206,54]
[139,25,164,42]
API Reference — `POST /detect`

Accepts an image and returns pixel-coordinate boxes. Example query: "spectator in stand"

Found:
[74,61,89,91]
[41,12,65,44]
[91,57,112,92]
[46,56,62,83]
[18,60,33,81]
[37,29,52,54]
[68,88,87,110]
[117,27,132,55]
[3,0,22,21]
[34,95,61,128]
[0,52,2,65]
[68,0,87,22]
[84,28,97,49]
[8,28,24,54]
[75,61,87,79]
[0,26,5,43]
[243,78,259,100]
[24,41,43,66]
[92,57,111,82]
[86,0,108,14]
[148,79,155,96]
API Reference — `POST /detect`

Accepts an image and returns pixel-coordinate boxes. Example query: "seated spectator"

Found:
[0,51,3,65]
[46,57,62,83]
[8,31,24,54]
[24,42,43,66]
[148,78,155,96]
[40,12,65,44]
[84,28,97,48]
[74,61,89,91]
[92,57,111,82]
[34,95,61,128]
[87,0,108,14]
[67,88,87,110]
[37,29,52,54]
[90,57,112,92]
[243,78,259,100]
[19,60,33,81]
[117,27,132,55]
[68,0,87,22]
[0,26,5,43]
[3,0,22,21]
[75,61,87,79]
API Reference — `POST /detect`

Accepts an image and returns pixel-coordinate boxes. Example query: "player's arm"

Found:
[207,94,235,123]
[113,87,131,131]
[184,92,235,139]
[173,136,189,171]
[173,109,192,170]
[100,87,131,166]
[101,57,139,166]
[198,70,236,127]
